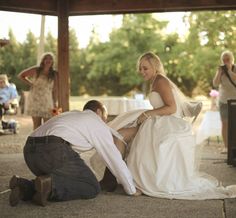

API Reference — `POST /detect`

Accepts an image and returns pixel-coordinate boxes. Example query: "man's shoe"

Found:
[9,184,22,206]
[9,175,35,206]
[99,167,118,192]
[33,175,52,207]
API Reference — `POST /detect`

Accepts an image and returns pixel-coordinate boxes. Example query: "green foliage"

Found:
[45,32,57,60]
[79,14,168,95]
[0,29,23,90]
[69,29,82,95]
[184,11,236,95]
[188,11,236,49]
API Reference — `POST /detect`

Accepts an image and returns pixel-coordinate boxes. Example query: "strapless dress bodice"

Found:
[148,91,182,117]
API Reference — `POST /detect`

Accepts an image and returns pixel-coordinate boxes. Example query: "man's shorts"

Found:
[219,102,228,121]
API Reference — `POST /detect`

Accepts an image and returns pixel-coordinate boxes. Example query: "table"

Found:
[101,97,152,115]
[196,111,222,145]
[69,96,152,115]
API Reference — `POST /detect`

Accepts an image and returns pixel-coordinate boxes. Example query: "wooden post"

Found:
[57,0,70,111]
[37,15,45,65]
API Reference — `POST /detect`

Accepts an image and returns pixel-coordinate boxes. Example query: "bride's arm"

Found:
[137,76,176,124]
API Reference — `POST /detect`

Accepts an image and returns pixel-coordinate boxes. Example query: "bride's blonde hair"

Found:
[137,52,165,75]
[137,51,202,120]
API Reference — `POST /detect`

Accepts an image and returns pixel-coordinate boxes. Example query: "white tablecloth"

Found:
[196,111,222,145]
[70,96,152,115]
[101,98,152,115]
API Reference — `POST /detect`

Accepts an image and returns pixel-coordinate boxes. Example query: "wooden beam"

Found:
[57,0,70,111]
[1,0,236,16]
[69,0,236,15]
[0,0,57,15]
[0,39,10,47]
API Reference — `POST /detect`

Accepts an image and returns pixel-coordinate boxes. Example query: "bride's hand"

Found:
[132,188,143,197]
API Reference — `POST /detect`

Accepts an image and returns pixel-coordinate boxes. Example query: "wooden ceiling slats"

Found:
[0,0,57,15]
[69,0,236,15]
[0,0,236,16]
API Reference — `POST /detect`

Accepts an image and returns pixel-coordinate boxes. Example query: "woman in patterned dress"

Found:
[18,52,58,129]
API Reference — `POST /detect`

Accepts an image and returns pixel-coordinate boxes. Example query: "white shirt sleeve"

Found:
[89,126,136,195]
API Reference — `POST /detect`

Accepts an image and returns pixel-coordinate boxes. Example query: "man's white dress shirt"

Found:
[31,110,136,195]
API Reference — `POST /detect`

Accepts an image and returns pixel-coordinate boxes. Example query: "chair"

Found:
[183,101,203,124]
[4,99,19,115]
[191,101,203,124]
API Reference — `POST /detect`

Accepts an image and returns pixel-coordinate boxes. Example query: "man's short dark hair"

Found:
[83,100,104,113]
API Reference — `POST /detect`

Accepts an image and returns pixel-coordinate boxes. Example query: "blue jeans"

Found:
[23,136,100,201]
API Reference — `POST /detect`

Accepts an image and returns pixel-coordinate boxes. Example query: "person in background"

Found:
[213,50,236,153]
[0,74,18,124]
[18,52,58,130]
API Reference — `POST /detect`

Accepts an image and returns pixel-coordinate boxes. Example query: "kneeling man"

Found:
[9,100,138,207]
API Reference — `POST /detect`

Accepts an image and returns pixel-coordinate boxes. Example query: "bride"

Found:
[100,51,236,200]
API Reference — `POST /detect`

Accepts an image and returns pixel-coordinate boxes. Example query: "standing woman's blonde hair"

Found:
[220,50,234,64]
[137,52,165,75]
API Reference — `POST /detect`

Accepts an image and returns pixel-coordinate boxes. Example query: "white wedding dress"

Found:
[106,90,236,200]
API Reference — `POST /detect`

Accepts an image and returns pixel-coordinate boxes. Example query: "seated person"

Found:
[0,74,18,122]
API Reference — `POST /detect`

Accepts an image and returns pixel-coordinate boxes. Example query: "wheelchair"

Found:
[1,119,19,134]
[0,101,19,135]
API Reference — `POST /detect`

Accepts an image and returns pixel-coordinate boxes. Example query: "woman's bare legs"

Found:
[43,117,50,124]
[118,126,139,144]
[32,117,51,130]
[32,117,42,130]
[113,126,139,158]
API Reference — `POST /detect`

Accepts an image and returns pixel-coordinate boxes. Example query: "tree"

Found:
[85,14,168,95]
[45,32,57,60]
[69,29,82,95]
[184,11,236,95]
[21,31,38,67]
[188,11,236,50]
[0,29,23,89]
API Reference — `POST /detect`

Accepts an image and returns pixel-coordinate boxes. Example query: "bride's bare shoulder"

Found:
[153,74,171,90]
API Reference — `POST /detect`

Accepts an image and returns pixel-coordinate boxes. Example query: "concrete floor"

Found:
[0,115,236,218]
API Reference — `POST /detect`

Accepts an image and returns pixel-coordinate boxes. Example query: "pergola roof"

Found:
[0,0,236,111]
[0,0,236,16]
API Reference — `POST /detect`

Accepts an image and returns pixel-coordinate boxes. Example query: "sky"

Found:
[0,11,189,48]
